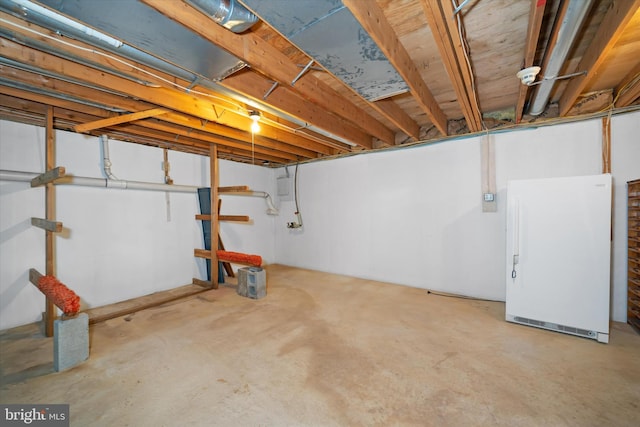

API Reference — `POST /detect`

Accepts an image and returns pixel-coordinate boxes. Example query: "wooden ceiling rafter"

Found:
[0,40,327,160]
[0,72,309,163]
[139,0,395,147]
[515,0,548,123]
[343,0,448,138]
[0,10,340,155]
[421,0,483,132]
[559,0,640,116]
[0,90,294,164]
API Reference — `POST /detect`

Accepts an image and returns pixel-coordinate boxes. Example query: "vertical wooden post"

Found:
[602,116,611,174]
[210,144,219,289]
[45,106,56,336]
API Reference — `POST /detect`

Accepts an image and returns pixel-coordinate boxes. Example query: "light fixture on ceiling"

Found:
[249,110,260,133]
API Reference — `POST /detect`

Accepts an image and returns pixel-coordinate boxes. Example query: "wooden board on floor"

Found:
[84,284,209,324]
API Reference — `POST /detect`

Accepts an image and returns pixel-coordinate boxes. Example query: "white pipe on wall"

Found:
[0,169,198,193]
[0,170,280,213]
[100,134,119,181]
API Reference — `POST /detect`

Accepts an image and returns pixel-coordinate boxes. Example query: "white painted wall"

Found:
[0,121,275,329]
[2,112,638,329]
[274,112,640,321]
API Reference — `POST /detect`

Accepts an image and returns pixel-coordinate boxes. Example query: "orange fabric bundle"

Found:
[216,250,262,267]
[37,275,81,316]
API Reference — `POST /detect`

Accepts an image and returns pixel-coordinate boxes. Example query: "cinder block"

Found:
[237,267,267,299]
[54,313,89,372]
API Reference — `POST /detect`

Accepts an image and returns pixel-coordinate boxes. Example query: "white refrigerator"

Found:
[505,174,612,343]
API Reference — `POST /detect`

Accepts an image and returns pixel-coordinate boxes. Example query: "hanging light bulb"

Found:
[249,111,261,133]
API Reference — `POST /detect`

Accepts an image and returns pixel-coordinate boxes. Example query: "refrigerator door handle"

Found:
[511,199,520,279]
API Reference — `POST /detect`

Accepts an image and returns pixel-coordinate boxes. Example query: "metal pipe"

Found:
[528,0,594,116]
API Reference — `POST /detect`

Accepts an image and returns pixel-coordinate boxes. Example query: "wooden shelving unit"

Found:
[628,179,640,333]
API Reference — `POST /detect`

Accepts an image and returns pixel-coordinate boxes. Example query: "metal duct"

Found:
[528,0,594,116]
[28,0,247,81]
[186,0,258,33]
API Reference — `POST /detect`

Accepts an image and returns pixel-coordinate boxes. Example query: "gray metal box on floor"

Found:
[237,267,266,299]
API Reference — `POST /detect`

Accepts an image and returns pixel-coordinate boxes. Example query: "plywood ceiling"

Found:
[0,0,639,165]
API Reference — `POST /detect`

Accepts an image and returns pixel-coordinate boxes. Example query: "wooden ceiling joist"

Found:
[0,87,297,164]
[343,0,448,138]
[559,0,640,116]
[515,0,547,123]
[421,0,483,132]
[0,11,341,155]
[74,108,168,133]
[140,0,396,147]
[0,52,325,160]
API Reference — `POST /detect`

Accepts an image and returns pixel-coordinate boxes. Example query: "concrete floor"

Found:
[1,265,639,426]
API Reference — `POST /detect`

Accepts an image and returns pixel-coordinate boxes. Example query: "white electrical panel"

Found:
[277,176,293,201]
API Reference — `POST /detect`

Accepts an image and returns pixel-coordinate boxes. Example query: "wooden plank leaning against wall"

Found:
[45,106,56,336]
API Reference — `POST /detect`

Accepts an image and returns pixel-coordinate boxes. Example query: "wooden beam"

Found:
[217,199,234,278]
[192,278,213,288]
[30,166,65,187]
[45,106,56,337]
[31,217,63,232]
[0,59,317,161]
[516,0,547,123]
[218,186,250,193]
[559,0,640,116]
[29,268,43,287]
[421,0,482,132]
[74,108,168,133]
[85,284,211,324]
[343,0,447,137]
[140,0,395,146]
[194,249,212,259]
[615,63,640,107]
[0,36,219,128]
[373,99,421,142]
[210,144,219,289]
[0,10,345,155]
[196,214,250,222]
